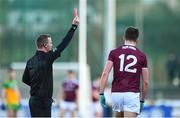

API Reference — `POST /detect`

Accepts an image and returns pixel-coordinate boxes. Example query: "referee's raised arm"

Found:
[49,16,79,62]
[57,16,79,53]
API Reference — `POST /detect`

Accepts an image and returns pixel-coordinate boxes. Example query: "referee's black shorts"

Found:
[29,96,53,117]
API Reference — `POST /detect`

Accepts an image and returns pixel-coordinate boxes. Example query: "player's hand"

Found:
[99,93,106,108]
[140,100,144,113]
[72,16,79,26]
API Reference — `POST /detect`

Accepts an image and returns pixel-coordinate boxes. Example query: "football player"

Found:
[99,26,149,117]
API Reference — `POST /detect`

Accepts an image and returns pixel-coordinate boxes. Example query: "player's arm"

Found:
[75,87,79,110]
[49,16,79,62]
[93,89,99,100]
[99,61,113,94]
[22,65,31,86]
[1,89,6,103]
[141,68,149,101]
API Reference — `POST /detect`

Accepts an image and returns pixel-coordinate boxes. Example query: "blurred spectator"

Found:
[166,53,177,85]
[92,76,102,117]
[1,67,21,117]
[56,70,79,117]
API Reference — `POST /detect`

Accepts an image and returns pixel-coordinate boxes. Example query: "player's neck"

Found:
[124,40,136,46]
[37,48,48,53]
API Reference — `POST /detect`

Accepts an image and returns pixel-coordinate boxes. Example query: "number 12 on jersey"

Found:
[119,54,137,73]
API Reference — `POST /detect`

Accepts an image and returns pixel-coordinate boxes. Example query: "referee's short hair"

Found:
[124,26,139,41]
[36,34,51,48]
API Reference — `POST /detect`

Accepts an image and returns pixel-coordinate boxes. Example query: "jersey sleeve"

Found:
[73,80,79,89]
[75,83,79,89]
[108,50,114,62]
[142,55,148,68]
[47,25,78,63]
[2,81,8,88]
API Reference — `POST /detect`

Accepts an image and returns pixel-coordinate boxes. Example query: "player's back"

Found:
[108,45,147,92]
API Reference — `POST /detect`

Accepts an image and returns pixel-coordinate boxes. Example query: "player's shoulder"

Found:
[136,47,147,58]
[63,78,69,83]
[110,46,123,53]
[72,79,79,85]
[27,53,37,62]
[26,55,37,67]
[26,57,33,66]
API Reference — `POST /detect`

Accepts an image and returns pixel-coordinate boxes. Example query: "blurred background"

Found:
[0,0,180,117]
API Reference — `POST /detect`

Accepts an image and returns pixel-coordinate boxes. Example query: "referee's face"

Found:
[46,37,53,52]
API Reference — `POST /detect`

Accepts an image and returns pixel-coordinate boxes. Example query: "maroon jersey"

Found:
[108,45,148,92]
[62,79,79,102]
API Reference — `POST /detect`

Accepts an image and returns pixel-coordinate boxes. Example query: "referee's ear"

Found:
[43,44,48,48]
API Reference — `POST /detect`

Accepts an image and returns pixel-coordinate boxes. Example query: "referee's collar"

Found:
[36,50,46,55]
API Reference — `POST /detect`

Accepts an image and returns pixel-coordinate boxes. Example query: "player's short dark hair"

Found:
[8,67,14,73]
[68,70,75,74]
[124,26,139,41]
[36,34,51,48]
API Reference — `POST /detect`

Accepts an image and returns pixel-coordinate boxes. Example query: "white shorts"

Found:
[60,101,77,112]
[111,92,140,114]
[92,101,102,114]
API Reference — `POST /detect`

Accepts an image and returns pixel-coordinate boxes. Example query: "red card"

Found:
[74,7,78,17]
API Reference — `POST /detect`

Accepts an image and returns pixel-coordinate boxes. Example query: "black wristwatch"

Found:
[72,24,78,30]
[140,100,144,103]
[99,93,104,95]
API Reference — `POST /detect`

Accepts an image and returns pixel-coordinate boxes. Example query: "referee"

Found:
[22,16,79,117]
